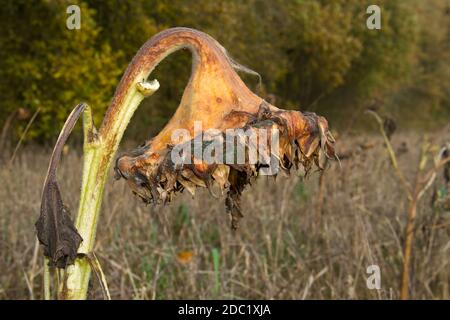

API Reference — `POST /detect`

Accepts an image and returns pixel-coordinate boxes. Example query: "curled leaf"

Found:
[35,103,85,268]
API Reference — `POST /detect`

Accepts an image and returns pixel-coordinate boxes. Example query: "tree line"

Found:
[0,0,448,142]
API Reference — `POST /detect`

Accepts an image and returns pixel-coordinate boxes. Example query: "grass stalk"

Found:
[43,257,51,300]
[368,110,450,299]
[212,248,220,296]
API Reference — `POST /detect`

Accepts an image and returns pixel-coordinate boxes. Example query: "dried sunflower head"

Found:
[114,28,336,229]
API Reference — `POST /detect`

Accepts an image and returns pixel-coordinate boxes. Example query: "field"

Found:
[0,130,449,300]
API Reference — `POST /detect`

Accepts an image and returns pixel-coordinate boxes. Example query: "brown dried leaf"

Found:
[35,103,85,268]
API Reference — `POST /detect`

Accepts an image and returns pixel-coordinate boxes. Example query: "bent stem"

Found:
[61,81,159,300]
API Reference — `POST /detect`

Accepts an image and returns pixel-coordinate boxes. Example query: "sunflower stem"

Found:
[60,81,159,299]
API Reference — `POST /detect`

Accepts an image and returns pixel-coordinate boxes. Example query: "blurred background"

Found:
[0,0,449,299]
[1,0,449,142]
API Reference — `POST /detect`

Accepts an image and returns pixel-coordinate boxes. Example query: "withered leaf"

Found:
[35,103,85,268]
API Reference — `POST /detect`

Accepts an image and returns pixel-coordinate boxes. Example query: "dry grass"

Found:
[0,132,449,300]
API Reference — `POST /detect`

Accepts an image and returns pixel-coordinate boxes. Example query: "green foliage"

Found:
[398,0,450,127]
[0,0,123,140]
[294,180,309,202]
[0,0,448,141]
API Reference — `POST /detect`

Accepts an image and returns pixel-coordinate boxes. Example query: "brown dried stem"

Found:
[368,110,449,299]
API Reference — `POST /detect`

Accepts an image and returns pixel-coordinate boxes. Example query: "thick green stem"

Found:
[61,81,159,300]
